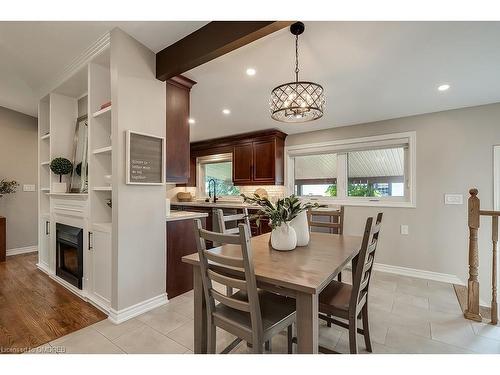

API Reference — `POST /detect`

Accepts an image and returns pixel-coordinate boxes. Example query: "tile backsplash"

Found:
[166,184,286,203]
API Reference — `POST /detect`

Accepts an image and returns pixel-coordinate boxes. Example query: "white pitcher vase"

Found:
[289,210,310,246]
[270,222,297,251]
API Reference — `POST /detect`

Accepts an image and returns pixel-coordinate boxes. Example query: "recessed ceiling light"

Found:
[246,68,256,76]
[188,118,195,124]
[438,84,450,91]
[222,109,231,115]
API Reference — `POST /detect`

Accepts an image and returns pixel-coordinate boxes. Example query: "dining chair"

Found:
[317,212,383,354]
[308,206,345,285]
[214,208,250,295]
[193,219,296,354]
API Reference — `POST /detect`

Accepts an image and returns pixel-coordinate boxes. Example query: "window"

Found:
[197,154,240,197]
[286,132,416,207]
[347,148,405,197]
[294,153,337,197]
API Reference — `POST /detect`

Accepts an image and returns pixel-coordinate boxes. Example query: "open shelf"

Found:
[41,133,51,140]
[93,146,112,155]
[40,188,50,192]
[93,106,111,118]
[41,161,50,166]
[93,186,112,191]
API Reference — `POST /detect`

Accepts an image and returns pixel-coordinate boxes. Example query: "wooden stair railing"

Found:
[466,188,498,325]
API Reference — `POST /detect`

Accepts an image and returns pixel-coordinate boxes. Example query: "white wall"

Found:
[110,28,166,311]
[286,102,500,304]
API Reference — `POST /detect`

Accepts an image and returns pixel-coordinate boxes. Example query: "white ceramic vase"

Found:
[290,211,310,246]
[270,222,297,251]
[52,182,67,193]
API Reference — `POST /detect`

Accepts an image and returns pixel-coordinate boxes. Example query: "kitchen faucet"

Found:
[207,179,217,203]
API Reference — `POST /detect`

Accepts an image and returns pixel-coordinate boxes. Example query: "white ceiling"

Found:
[186,21,500,142]
[0,21,208,116]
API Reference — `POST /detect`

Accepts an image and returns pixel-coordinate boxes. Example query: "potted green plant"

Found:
[0,179,19,199]
[50,157,73,193]
[242,194,322,250]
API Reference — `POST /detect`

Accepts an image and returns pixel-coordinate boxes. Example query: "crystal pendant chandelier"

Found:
[270,22,325,123]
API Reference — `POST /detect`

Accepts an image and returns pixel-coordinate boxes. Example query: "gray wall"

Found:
[287,102,500,303]
[0,106,37,249]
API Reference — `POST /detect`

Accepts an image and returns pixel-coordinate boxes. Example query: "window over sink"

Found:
[197,153,240,198]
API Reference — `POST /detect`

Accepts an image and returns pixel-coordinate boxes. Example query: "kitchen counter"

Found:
[171,200,261,210]
[166,210,209,222]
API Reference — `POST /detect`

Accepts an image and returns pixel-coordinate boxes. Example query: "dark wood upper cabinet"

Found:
[233,142,254,184]
[165,75,196,183]
[190,129,286,186]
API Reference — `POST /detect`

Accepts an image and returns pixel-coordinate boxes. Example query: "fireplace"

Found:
[56,223,83,289]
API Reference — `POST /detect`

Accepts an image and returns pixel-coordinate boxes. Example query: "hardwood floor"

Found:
[0,252,106,353]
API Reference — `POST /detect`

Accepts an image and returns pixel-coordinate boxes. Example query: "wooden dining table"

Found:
[182,231,362,354]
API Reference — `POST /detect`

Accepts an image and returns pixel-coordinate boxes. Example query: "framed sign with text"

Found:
[126,130,165,185]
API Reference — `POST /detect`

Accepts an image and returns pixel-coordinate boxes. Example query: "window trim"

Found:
[285,131,417,208]
[196,153,241,199]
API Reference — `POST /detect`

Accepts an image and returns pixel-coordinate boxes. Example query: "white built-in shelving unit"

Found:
[37,45,113,311]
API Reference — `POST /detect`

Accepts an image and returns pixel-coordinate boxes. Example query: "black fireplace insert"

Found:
[56,223,83,289]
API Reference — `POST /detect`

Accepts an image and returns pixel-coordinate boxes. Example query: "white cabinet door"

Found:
[90,230,111,307]
[38,218,50,269]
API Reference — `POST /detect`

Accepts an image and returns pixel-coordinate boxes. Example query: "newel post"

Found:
[465,188,482,322]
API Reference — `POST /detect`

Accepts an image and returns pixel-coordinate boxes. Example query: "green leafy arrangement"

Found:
[50,157,73,182]
[242,193,323,230]
[0,179,19,197]
[325,183,381,197]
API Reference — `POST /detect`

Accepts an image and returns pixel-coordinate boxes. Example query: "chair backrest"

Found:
[215,208,250,235]
[307,206,345,234]
[193,219,263,339]
[350,213,383,309]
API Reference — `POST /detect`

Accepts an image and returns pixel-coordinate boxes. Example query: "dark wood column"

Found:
[165,75,196,183]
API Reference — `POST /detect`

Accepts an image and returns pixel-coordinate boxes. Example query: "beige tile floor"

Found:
[33,271,500,354]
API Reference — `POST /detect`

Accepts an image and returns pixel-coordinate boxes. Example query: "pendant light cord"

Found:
[295,34,299,82]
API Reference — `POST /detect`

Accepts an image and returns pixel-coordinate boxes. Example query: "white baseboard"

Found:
[108,293,168,324]
[7,245,38,256]
[373,262,465,285]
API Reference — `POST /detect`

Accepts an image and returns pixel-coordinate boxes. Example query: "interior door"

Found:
[233,142,253,184]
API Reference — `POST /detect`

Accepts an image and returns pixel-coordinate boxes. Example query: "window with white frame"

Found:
[286,132,416,207]
[197,153,240,197]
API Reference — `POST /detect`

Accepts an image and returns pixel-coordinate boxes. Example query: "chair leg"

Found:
[348,316,358,354]
[252,338,263,354]
[327,314,332,327]
[207,320,216,354]
[287,325,293,354]
[337,272,342,282]
[265,340,272,352]
[361,304,372,352]
[226,286,233,296]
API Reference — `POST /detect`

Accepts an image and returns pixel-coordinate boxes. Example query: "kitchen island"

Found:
[166,210,208,299]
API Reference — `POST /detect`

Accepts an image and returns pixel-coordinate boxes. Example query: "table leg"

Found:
[296,291,318,354]
[193,267,207,354]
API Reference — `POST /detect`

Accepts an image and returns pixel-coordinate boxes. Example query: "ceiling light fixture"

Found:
[222,109,231,115]
[188,118,196,124]
[246,68,256,76]
[270,22,325,123]
[438,84,450,91]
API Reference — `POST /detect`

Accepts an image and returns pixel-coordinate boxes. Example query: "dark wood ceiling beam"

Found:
[156,21,293,81]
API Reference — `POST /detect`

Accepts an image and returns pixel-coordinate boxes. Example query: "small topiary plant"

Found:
[50,157,73,182]
[0,179,19,198]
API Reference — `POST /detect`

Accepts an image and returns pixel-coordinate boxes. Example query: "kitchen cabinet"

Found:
[233,142,254,184]
[88,230,111,308]
[166,216,207,298]
[232,133,285,185]
[38,217,50,268]
[165,75,196,183]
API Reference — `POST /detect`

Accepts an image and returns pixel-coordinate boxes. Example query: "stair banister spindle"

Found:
[465,188,482,322]
[492,216,498,325]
